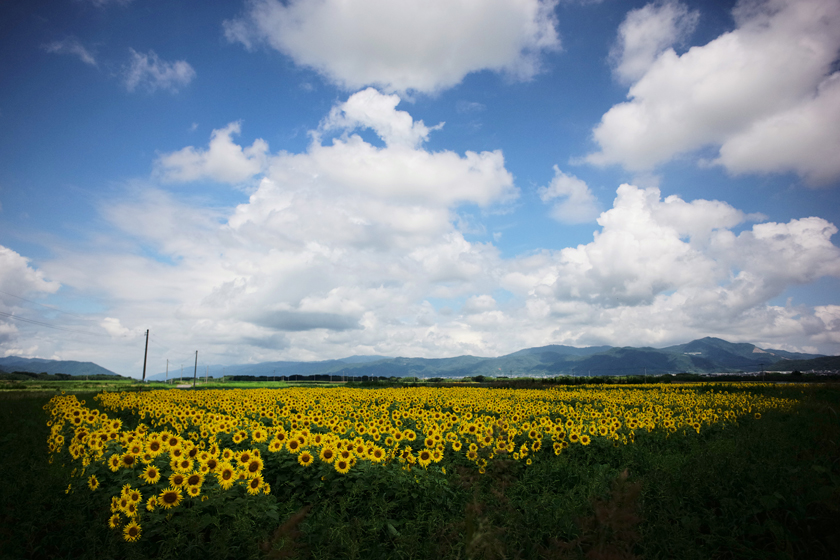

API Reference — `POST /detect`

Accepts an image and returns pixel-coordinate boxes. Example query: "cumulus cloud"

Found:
[42,38,97,66]
[155,122,269,184]
[160,88,516,207]
[501,184,840,351]
[124,49,196,93]
[462,295,497,315]
[714,72,840,184]
[0,245,60,350]
[24,92,840,372]
[321,88,444,149]
[0,245,60,298]
[538,166,600,223]
[100,317,141,339]
[609,1,699,84]
[587,0,840,185]
[223,0,560,93]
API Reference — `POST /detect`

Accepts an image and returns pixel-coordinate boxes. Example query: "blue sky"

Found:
[1,0,839,377]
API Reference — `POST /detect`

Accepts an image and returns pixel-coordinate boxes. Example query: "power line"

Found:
[0,289,93,320]
[0,310,104,338]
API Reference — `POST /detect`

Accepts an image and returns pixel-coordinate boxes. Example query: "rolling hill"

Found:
[0,356,120,377]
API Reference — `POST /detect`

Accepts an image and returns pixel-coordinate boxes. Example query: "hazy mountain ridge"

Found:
[0,356,119,377]
[4,338,829,380]
[148,337,826,380]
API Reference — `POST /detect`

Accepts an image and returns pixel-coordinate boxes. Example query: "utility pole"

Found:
[205,365,208,384]
[180,364,183,383]
[142,329,149,382]
[193,351,198,388]
[165,359,169,384]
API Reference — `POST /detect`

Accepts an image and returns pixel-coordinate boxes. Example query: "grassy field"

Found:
[1,383,838,560]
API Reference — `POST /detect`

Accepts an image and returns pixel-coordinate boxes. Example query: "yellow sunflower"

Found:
[185,472,204,488]
[217,463,236,490]
[146,496,157,512]
[140,465,161,485]
[123,520,141,542]
[244,457,264,477]
[319,447,336,464]
[334,458,351,474]
[246,475,264,495]
[298,451,314,467]
[158,487,183,509]
[87,475,99,491]
[169,472,186,488]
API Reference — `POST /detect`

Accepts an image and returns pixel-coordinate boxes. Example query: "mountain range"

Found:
[2,337,830,380]
[145,337,825,380]
[0,356,120,377]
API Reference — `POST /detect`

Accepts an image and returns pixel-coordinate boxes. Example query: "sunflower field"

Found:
[34,382,832,559]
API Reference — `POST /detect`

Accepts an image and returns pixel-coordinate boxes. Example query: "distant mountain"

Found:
[0,356,120,377]
[766,355,840,372]
[662,337,819,370]
[161,337,823,380]
[10,338,828,382]
[145,355,394,381]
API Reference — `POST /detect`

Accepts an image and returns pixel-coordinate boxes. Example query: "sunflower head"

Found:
[298,451,314,467]
[246,475,264,495]
[158,487,182,509]
[186,473,203,487]
[123,521,142,542]
[334,458,351,474]
[245,457,264,476]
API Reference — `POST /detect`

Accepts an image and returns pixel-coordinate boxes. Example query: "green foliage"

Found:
[2,386,840,559]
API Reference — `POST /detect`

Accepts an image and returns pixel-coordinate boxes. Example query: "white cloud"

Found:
[715,72,840,185]
[498,185,840,352]
[100,317,142,339]
[17,93,840,373]
[155,122,269,184]
[43,38,97,66]
[321,88,444,149]
[0,245,60,298]
[124,49,196,93]
[587,0,840,185]
[161,88,516,207]
[610,1,699,84]
[538,166,601,223]
[0,245,60,350]
[462,295,497,314]
[223,0,560,93]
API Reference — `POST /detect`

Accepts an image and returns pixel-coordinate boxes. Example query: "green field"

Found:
[1,383,838,560]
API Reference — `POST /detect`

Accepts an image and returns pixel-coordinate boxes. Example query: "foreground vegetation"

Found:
[2,383,839,559]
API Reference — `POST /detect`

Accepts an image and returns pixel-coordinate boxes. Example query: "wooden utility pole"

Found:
[193,351,198,388]
[142,329,149,382]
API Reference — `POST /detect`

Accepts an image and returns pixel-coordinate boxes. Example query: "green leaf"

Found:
[386,522,400,537]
